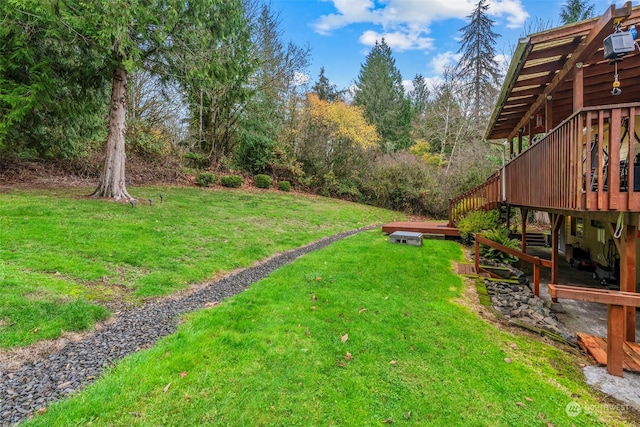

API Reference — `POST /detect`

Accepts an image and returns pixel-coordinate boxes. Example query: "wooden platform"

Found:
[455,262,490,278]
[577,333,640,373]
[381,221,459,237]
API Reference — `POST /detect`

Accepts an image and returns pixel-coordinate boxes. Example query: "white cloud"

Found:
[490,0,529,29]
[293,71,310,86]
[430,51,461,75]
[314,0,529,36]
[359,28,434,52]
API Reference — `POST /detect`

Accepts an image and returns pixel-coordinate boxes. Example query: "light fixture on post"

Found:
[603,20,639,95]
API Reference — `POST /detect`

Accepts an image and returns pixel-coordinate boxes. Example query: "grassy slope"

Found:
[25,231,630,426]
[0,187,401,347]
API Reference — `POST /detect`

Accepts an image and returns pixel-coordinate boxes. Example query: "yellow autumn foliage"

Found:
[306,93,380,149]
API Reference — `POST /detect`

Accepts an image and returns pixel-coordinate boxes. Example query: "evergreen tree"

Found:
[312,67,339,102]
[560,0,595,25]
[0,3,107,159]
[354,39,411,152]
[456,0,501,122]
[235,3,310,174]
[408,74,430,118]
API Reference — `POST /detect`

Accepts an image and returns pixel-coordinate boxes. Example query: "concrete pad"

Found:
[583,366,640,411]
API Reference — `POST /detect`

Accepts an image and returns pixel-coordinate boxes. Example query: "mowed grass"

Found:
[0,187,402,348]
[25,231,631,426]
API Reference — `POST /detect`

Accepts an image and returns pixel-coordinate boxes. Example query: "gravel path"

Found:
[0,227,373,426]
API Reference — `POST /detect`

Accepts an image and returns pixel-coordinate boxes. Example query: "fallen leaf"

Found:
[525,397,533,402]
[405,411,411,420]
[516,402,526,407]
[510,343,518,350]
[546,423,554,427]
[316,276,322,282]
[389,360,397,365]
[345,352,352,361]
[504,358,512,364]
[404,312,410,317]
[312,294,317,301]
[32,328,40,334]
[336,361,346,368]
[163,382,172,393]
[341,333,349,343]
[409,346,415,352]
[179,371,187,378]
[310,306,317,310]
[383,418,393,423]
[358,307,367,314]
[36,407,47,415]
[204,301,220,308]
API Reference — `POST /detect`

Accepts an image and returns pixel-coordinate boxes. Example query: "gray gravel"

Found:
[0,227,372,426]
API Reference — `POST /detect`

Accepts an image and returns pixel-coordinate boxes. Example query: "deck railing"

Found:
[504,103,640,212]
[447,171,502,226]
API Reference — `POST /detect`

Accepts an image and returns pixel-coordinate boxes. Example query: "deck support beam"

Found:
[520,207,528,268]
[608,304,625,376]
[608,218,638,342]
[550,214,564,285]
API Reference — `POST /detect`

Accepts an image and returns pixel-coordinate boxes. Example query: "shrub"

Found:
[184,152,208,169]
[196,172,216,187]
[359,152,436,215]
[455,209,501,245]
[479,227,520,264]
[278,180,291,192]
[220,175,244,188]
[255,174,272,189]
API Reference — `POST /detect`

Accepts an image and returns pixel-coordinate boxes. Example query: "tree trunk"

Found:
[92,67,132,201]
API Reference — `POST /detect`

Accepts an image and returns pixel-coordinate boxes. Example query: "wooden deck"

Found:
[381,221,459,237]
[578,333,640,373]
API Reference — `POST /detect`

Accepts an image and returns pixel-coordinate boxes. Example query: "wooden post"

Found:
[607,304,625,376]
[551,214,563,285]
[621,222,637,342]
[533,258,540,296]
[518,131,523,155]
[475,238,480,275]
[520,208,528,268]
[545,97,553,132]
[573,63,584,112]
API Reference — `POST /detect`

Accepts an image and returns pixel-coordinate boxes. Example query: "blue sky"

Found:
[271,0,624,91]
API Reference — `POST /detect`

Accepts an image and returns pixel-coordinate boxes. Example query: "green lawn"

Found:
[0,187,402,347]
[24,231,632,426]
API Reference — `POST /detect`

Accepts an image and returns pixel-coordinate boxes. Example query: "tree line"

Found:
[0,0,594,217]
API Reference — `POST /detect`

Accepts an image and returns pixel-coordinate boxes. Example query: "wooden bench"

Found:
[549,284,640,376]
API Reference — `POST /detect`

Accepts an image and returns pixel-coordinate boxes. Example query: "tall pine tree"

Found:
[560,0,595,25]
[354,39,411,152]
[456,0,501,123]
[312,67,339,102]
